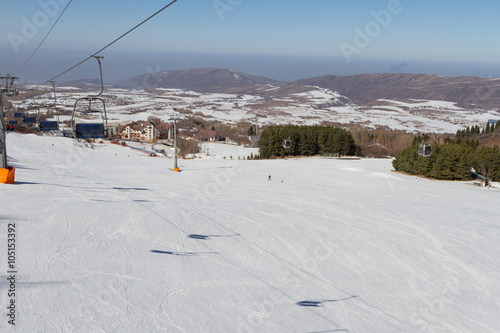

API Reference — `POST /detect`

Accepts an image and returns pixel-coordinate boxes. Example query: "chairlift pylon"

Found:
[71,56,108,139]
[1,75,19,179]
[50,80,60,124]
[38,82,60,132]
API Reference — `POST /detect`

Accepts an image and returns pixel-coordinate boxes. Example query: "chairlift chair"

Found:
[71,56,108,139]
[39,121,59,131]
[418,142,432,157]
[23,116,37,125]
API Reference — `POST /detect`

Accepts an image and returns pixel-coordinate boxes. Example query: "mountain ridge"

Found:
[289,73,500,108]
[55,68,500,110]
[111,68,284,94]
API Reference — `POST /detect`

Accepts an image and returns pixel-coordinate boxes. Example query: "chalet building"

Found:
[197,128,224,141]
[119,120,174,141]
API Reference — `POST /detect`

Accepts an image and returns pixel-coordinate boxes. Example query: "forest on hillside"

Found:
[392,137,500,181]
[258,125,357,159]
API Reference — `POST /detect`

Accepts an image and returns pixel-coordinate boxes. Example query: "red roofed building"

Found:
[197,128,224,141]
[119,120,174,141]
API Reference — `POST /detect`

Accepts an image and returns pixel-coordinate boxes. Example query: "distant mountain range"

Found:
[58,68,500,110]
[112,68,284,94]
[291,73,500,108]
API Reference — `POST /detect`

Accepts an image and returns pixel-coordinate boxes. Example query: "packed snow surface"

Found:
[1,133,499,332]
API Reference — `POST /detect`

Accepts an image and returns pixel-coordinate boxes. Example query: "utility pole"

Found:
[0,78,5,169]
[193,134,196,157]
[169,115,182,172]
[1,74,19,182]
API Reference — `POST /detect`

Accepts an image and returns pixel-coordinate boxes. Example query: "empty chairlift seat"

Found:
[9,120,18,125]
[23,117,37,125]
[14,113,24,119]
[71,56,108,140]
[75,123,106,139]
[39,121,59,131]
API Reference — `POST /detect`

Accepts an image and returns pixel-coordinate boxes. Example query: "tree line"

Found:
[392,136,500,181]
[258,125,358,159]
[456,122,498,137]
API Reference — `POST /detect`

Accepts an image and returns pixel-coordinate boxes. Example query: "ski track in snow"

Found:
[0,133,499,332]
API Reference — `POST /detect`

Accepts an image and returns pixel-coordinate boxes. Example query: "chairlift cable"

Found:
[15,0,74,76]
[91,0,178,57]
[37,0,179,87]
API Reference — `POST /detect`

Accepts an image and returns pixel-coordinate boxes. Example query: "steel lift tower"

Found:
[0,74,19,183]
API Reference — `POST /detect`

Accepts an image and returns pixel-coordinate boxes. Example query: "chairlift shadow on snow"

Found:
[0,280,68,288]
[9,181,42,185]
[112,187,149,191]
[0,215,20,223]
[150,250,218,256]
[93,197,151,203]
[307,329,349,333]
[6,164,37,170]
[296,296,358,307]
[187,233,241,240]
[9,182,128,194]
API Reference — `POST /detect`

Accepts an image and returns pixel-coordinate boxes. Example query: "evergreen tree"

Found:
[393,140,500,181]
[317,130,326,154]
[258,125,356,158]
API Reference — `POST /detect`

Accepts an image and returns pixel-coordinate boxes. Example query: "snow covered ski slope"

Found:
[1,133,499,332]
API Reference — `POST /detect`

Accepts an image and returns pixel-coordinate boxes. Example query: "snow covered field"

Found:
[1,133,499,332]
[21,86,500,134]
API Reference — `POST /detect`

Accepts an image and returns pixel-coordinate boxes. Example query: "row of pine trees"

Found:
[392,137,500,181]
[258,125,358,159]
[456,122,498,136]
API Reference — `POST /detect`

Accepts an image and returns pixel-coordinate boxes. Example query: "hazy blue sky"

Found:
[2,0,500,83]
